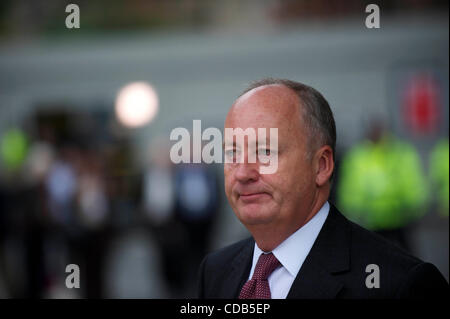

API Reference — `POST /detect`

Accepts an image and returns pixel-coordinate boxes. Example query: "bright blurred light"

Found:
[115,82,159,128]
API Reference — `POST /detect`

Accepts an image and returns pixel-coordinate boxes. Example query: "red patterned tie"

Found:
[239,252,281,299]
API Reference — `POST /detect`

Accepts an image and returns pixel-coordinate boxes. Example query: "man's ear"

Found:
[314,145,334,187]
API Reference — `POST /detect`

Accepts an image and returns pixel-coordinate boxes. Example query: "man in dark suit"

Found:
[197,78,448,299]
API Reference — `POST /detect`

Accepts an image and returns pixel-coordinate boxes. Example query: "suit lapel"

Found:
[287,205,351,299]
[224,238,254,298]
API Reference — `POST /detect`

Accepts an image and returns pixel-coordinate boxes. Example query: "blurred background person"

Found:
[173,159,220,297]
[336,120,428,251]
[429,139,449,218]
[140,138,178,297]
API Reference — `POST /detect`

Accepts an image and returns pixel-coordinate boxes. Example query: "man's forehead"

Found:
[234,84,298,110]
[225,84,301,129]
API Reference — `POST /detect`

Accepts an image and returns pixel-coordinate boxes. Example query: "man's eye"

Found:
[225,149,236,157]
[258,149,271,156]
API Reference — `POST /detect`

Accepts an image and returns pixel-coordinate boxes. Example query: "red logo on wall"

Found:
[402,73,440,135]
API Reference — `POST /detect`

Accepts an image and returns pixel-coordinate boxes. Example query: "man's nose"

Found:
[234,160,259,183]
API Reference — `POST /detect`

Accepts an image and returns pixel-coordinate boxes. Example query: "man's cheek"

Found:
[224,182,234,202]
[224,186,231,200]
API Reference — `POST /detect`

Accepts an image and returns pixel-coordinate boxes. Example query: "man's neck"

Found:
[250,193,328,252]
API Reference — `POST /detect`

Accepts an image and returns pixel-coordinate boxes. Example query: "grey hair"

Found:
[240,78,336,163]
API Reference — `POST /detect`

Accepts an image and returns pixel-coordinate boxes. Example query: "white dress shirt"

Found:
[247,201,330,299]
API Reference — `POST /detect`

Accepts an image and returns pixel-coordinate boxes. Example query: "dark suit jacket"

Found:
[197,204,449,299]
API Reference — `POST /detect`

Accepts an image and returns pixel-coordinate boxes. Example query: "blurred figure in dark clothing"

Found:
[173,162,220,296]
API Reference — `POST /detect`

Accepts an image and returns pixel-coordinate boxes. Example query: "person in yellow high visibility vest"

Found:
[0,128,28,172]
[429,139,449,217]
[337,124,428,250]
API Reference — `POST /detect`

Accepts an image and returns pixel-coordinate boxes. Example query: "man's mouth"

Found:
[238,192,270,203]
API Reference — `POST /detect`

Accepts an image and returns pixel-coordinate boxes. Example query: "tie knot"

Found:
[252,253,280,281]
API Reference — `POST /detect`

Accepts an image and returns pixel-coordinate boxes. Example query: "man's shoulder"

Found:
[346,216,422,267]
[328,205,422,266]
[198,237,254,298]
[328,207,448,298]
[349,218,448,297]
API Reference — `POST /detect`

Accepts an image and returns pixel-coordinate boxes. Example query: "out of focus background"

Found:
[0,0,448,298]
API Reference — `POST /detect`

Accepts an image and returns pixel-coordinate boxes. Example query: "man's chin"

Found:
[235,205,276,226]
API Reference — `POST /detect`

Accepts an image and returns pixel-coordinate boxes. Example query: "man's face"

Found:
[224,85,317,231]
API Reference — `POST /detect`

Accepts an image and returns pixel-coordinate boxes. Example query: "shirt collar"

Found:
[252,201,330,277]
